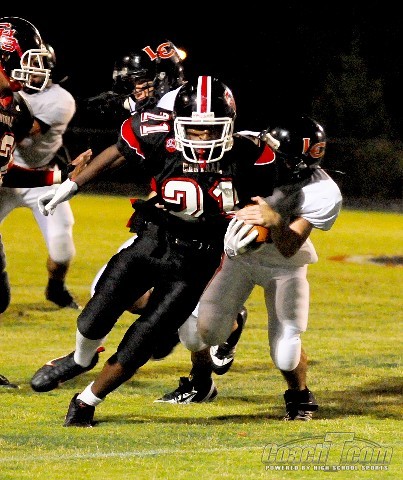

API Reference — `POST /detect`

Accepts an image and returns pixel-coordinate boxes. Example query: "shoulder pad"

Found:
[234,130,261,146]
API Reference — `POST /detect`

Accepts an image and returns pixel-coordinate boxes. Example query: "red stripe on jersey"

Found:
[121,118,145,158]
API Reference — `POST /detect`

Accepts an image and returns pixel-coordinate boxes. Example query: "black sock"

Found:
[190,364,213,387]
[225,312,244,348]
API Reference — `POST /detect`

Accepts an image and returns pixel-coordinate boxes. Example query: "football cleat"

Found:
[46,283,81,310]
[64,393,95,427]
[154,376,218,404]
[30,347,105,392]
[0,374,19,389]
[210,306,247,375]
[283,387,319,421]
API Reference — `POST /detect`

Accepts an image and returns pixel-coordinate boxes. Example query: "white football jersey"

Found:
[13,83,76,169]
[242,168,343,267]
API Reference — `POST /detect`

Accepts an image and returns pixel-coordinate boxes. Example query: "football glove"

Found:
[224,218,259,258]
[38,179,78,216]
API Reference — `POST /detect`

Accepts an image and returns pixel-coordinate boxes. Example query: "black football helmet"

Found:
[173,75,236,164]
[44,43,56,70]
[112,40,185,106]
[260,115,326,182]
[0,17,51,91]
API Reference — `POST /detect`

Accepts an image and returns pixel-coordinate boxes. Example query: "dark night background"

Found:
[8,4,403,205]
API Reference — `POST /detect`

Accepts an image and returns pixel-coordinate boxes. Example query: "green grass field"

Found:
[0,194,401,479]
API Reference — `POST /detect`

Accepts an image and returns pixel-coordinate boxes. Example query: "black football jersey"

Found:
[0,92,33,175]
[116,107,276,239]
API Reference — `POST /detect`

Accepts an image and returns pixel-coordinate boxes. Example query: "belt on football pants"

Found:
[168,234,222,253]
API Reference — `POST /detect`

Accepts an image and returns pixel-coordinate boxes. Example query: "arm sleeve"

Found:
[2,163,65,187]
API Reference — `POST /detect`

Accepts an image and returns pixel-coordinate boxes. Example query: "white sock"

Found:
[77,382,103,406]
[73,330,106,367]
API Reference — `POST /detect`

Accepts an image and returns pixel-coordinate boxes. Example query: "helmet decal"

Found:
[309,141,326,159]
[0,23,23,56]
[143,42,180,61]
[197,75,211,114]
[224,87,236,112]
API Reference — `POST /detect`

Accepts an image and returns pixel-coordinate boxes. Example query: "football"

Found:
[249,225,270,243]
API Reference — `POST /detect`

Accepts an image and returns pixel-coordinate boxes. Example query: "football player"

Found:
[0,43,80,310]
[177,115,343,420]
[30,75,276,426]
[0,17,90,388]
[88,46,247,375]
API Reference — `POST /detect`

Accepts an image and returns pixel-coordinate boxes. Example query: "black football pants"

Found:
[77,222,223,372]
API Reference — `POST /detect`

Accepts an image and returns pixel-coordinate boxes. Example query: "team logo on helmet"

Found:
[0,23,21,54]
[224,87,236,111]
[142,42,177,62]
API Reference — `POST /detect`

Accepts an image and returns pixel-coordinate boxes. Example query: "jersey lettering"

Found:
[0,132,15,166]
[139,111,171,136]
[210,179,238,211]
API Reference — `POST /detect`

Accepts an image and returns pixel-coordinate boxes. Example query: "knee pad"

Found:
[270,325,302,371]
[0,271,10,314]
[178,314,208,352]
[48,233,76,264]
[198,313,235,347]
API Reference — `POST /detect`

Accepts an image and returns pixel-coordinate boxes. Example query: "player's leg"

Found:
[0,188,25,314]
[64,272,213,426]
[154,309,216,403]
[156,255,254,404]
[30,229,159,392]
[210,306,248,375]
[0,235,18,389]
[30,187,80,309]
[0,235,10,315]
[264,265,318,420]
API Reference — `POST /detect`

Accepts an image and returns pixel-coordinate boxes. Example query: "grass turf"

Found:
[0,194,401,479]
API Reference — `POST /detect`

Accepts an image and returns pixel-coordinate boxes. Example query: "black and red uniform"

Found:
[78,106,276,371]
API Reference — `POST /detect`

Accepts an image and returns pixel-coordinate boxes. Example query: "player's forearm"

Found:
[270,217,312,258]
[70,145,123,188]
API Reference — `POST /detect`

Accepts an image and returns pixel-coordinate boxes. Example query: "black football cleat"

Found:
[0,374,19,389]
[64,393,95,427]
[30,347,104,392]
[283,387,319,421]
[46,283,81,310]
[154,376,217,404]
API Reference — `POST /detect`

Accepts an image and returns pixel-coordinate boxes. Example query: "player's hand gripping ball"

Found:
[224,218,270,258]
[248,224,270,243]
[243,203,270,244]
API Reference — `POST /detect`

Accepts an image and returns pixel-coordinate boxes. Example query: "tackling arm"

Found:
[234,196,313,258]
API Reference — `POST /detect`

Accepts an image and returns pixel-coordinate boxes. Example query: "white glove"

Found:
[38,179,78,216]
[224,218,258,258]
